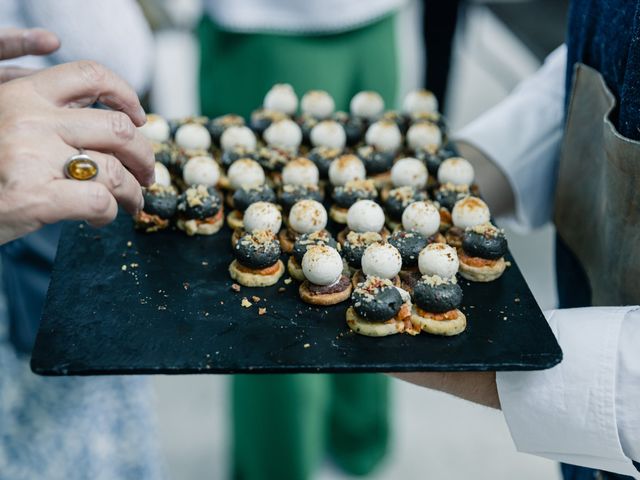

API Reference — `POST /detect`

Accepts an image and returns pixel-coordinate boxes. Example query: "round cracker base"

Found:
[329,205,348,224]
[411,308,467,336]
[299,280,352,306]
[287,256,305,282]
[177,214,224,236]
[458,257,506,282]
[228,259,285,287]
[226,210,244,230]
[278,229,296,254]
[345,307,401,337]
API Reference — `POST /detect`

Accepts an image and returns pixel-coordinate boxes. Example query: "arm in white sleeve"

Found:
[497,307,640,478]
[454,45,567,232]
[20,0,154,94]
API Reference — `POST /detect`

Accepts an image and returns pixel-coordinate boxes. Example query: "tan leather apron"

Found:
[555,64,640,306]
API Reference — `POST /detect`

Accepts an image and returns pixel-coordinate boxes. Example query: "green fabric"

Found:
[198,14,398,119]
[198,14,398,480]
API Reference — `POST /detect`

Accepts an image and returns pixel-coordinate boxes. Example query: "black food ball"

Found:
[299,114,318,146]
[234,232,281,269]
[233,185,277,212]
[255,147,290,172]
[413,279,463,313]
[382,110,410,135]
[292,232,337,264]
[209,114,244,146]
[279,185,322,211]
[462,230,507,260]
[221,147,255,168]
[333,111,363,146]
[332,183,377,208]
[143,187,177,219]
[353,285,403,322]
[434,187,467,212]
[357,145,394,175]
[388,230,428,267]
[153,143,174,168]
[384,187,428,221]
[342,241,366,269]
[177,186,222,220]
[308,146,341,179]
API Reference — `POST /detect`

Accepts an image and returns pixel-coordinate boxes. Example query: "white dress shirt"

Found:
[455,46,640,477]
[204,0,406,34]
[0,0,153,94]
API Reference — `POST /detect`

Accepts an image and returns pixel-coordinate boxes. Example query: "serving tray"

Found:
[31,213,562,375]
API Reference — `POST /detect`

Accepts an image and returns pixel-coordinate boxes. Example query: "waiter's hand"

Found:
[0,59,154,245]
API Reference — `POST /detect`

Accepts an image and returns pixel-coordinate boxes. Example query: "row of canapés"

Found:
[133,85,508,337]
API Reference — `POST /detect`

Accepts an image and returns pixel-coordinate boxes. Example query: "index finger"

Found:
[0,28,59,60]
[29,60,147,126]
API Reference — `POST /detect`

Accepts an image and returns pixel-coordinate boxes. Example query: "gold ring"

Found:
[64,149,98,181]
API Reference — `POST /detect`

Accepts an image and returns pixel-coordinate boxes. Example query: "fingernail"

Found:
[138,106,147,124]
[139,194,145,211]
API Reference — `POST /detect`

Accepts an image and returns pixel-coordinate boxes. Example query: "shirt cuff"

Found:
[496,307,640,478]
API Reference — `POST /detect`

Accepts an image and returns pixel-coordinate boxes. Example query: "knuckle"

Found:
[109,111,135,143]
[76,60,107,86]
[87,184,112,216]
[103,156,125,189]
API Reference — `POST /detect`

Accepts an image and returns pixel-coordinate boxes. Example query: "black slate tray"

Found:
[31,213,562,375]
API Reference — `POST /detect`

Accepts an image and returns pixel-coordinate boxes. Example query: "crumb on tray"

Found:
[231,283,241,292]
[241,297,252,308]
[258,307,267,315]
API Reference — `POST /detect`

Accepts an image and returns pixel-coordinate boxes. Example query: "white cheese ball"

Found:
[175,123,211,151]
[350,91,384,120]
[418,243,459,279]
[282,158,319,186]
[302,244,343,286]
[154,162,172,187]
[347,200,385,233]
[289,199,327,234]
[220,125,257,152]
[365,120,402,152]
[451,197,491,229]
[139,114,170,143]
[301,90,335,119]
[406,122,442,151]
[310,120,346,150]
[391,157,428,189]
[403,89,438,114]
[361,243,402,279]
[263,83,298,115]
[328,154,366,186]
[401,201,440,237]
[182,155,220,187]
[227,158,265,190]
[264,119,302,150]
[243,202,282,234]
[437,157,475,186]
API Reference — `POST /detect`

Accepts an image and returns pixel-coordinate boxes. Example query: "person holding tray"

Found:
[0,4,163,479]
[396,2,640,478]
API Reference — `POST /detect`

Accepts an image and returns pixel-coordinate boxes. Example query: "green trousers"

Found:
[198,14,398,480]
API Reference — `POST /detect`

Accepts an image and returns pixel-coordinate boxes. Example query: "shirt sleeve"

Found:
[20,0,154,94]
[496,307,640,478]
[453,45,567,233]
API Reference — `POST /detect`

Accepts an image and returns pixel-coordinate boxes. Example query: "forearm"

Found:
[392,371,500,409]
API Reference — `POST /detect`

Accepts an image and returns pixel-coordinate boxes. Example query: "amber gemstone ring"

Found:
[64,149,98,181]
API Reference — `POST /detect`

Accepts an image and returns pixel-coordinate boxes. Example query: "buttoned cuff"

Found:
[497,307,639,478]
